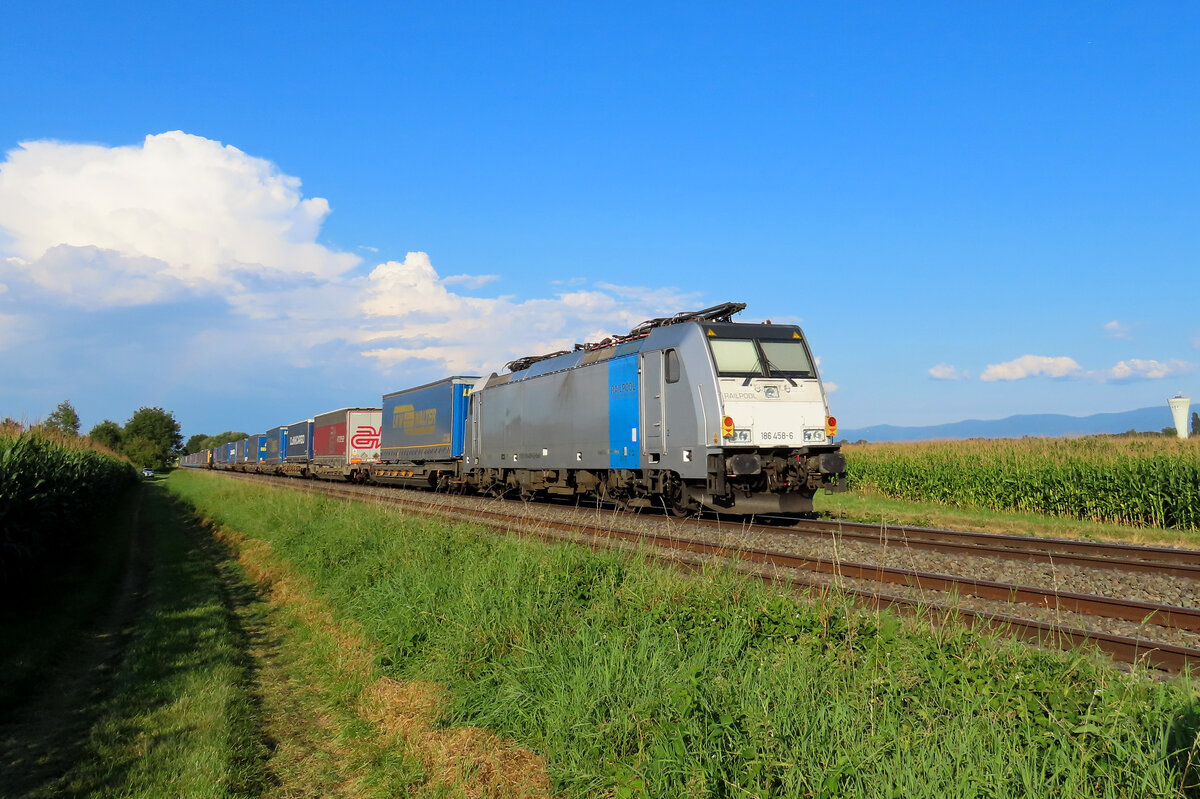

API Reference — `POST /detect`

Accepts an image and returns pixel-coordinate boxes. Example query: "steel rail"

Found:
[214,471,1200,672]
[748,516,1200,578]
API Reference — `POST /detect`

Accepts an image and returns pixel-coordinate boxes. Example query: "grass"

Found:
[168,469,1200,798]
[1,482,273,798]
[2,479,440,799]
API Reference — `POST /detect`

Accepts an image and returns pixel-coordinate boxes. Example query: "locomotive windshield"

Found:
[709,337,815,378]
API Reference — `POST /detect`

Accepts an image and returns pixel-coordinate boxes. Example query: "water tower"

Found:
[1168,394,1191,440]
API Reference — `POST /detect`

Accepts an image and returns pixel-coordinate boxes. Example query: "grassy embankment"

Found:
[817,436,1200,547]
[168,469,1200,798]
[1,480,269,797]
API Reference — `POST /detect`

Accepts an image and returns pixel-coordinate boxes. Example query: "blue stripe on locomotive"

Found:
[607,354,639,469]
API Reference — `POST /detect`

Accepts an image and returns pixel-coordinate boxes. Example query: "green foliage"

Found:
[121,406,183,468]
[845,436,1200,530]
[87,419,123,451]
[170,471,1200,798]
[185,431,249,454]
[0,429,137,589]
[44,400,80,436]
[1193,412,1199,437]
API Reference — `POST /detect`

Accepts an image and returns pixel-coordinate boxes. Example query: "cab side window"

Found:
[665,349,680,383]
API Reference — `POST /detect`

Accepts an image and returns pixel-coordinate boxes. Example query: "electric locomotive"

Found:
[463,302,846,514]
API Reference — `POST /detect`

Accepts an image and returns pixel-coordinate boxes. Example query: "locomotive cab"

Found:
[699,322,846,513]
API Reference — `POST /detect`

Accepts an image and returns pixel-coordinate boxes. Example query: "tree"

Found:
[88,419,123,451]
[121,407,183,469]
[1193,412,1199,437]
[184,433,209,454]
[196,431,249,451]
[44,400,80,436]
[121,437,160,468]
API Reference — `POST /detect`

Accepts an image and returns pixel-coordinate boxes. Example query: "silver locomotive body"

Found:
[466,303,846,514]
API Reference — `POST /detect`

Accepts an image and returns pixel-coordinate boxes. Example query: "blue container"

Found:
[263,426,289,464]
[285,420,314,462]
[381,376,477,462]
[251,434,266,463]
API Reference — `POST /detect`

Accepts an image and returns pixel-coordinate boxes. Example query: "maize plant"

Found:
[0,427,137,585]
[844,436,1200,530]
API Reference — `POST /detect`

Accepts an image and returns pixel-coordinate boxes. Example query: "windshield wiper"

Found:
[761,356,797,387]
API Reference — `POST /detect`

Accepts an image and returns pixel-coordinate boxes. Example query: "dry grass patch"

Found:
[215,524,553,798]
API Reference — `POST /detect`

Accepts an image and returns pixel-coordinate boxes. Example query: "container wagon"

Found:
[369,377,477,488]
[310,407,382,481]
[282,419,314,476]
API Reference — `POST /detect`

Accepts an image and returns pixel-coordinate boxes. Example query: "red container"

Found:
[313,407,382,465]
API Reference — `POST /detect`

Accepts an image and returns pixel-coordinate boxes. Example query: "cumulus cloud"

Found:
[979,353,1195,383]
[1103,358,1194,381]
[358,253,701,373]
[0,132,710,383]
[981,355,1083,382]
[0,131,360,302]
[928,363,969,380]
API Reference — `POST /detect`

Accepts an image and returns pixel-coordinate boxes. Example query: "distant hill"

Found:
[838,406,1183,443]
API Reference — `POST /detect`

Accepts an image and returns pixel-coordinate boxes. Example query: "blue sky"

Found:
[0,1,1196,438]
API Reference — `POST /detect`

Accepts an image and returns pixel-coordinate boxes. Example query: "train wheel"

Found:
[663,474,695,518]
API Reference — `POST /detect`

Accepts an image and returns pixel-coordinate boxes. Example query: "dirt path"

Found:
[0,487,151,798]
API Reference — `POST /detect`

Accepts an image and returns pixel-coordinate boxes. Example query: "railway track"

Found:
[751,515,1200,579]
[213,471,1200,674]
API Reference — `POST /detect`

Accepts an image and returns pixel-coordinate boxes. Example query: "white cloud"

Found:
[442,273,500,288]
[1103,358,1194,381]
[358,253,701,373]
[928,363,969,380]
[0,132,705,384]
[979,353,1195,384]
[0,131,359,301]
[980,355,1083,382]
[1103,320,1132,339]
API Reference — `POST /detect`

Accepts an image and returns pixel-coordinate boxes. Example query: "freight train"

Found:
[182,303,847,515]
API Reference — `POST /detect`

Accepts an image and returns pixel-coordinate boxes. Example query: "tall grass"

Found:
[0,425,137,589]
[845,436,1200,530]
[170,470,1200,798]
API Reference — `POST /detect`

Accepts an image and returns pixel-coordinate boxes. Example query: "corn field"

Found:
[844,436,1200,530]
[0,426,137,586]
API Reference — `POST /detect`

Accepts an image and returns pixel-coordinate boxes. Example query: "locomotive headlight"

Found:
[731,428,752,444]
[803,429,826,442]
